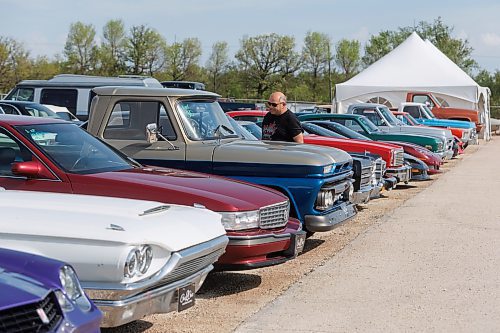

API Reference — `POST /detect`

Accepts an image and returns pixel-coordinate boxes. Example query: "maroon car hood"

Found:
[67,166,287,212]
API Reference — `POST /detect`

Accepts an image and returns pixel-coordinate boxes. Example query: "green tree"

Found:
[63,22,98,74]
[235,33,297,98]
[475,69,500,118]
[164,38,202,81]
[125,25,167,75]
[302,32,331,100]
[206,41,230,92]
[99,19,127,75]
[335,39,361,80]
[0,37,31,93]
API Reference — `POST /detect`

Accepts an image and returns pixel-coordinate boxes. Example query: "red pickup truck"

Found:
[406,92,483,132]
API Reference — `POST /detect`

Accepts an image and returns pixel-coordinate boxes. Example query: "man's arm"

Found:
[293,132,304,143]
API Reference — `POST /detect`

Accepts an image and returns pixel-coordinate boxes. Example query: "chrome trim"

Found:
[228,232,291,246]
[259,200,289,229]
[95,264,212,327]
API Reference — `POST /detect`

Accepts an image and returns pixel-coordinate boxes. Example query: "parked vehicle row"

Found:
[0,77,475,331]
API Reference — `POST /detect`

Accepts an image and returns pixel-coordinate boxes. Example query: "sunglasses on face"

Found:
[266,102,282,107]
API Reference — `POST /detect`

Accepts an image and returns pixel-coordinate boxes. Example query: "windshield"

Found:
[357,116,380,133]
[421,105,436,118]
[226,116,259,140]
[315,121,370,140]
[429,93,442,107]
[24,104,61,119]
[405,113,420,126]
[378,106,399,126]
[176,100,239,141]
[302,123,346,138]
[17,123,136,174]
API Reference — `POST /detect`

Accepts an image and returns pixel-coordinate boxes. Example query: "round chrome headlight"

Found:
[137,246,153,274]
[124,245,154,279]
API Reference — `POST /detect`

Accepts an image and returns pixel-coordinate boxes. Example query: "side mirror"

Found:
[146,123,158,143]
[12,160,55,180]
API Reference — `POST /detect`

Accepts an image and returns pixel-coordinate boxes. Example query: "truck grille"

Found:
[360,163,373,188]
[162,247,226,285]
[259,201,289,229]
[0,292,62,333]
[394,150,404,166]
[375,158,386,183]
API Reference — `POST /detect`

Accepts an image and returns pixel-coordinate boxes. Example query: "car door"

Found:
[101,100,187,169]
[0,127,72,192]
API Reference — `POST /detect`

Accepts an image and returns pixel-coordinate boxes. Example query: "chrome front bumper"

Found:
[305,202,357,232]
[84,235,229,327]
[352,186,372,204]
[385,165,411,184]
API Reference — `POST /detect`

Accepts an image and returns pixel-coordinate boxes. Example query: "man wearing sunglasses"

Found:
[262,91,304,143]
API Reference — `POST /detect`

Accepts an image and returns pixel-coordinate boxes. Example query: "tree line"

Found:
[1,17,499,117]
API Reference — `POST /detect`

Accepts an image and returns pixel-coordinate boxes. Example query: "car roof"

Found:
[14,74,163,88]
[92,86,220,98]
[0,114,68,126]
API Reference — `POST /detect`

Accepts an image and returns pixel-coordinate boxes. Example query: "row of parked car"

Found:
[0,75,477,331]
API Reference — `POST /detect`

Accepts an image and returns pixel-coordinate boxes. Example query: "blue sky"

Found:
[1,0,499,73]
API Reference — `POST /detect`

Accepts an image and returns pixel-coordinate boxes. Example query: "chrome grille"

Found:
[0,292,62,333]
[360,164,373,188]
[375,158,386,183]
[161,247,226,285]
[259,201,289,229]
[447,139,453,150]
[394,150,404,166]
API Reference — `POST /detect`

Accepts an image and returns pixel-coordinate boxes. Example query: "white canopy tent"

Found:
[335,32,491,140]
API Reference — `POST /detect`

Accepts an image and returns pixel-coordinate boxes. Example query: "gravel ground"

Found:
[103,144,479,333]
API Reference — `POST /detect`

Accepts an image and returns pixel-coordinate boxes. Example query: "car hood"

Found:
[0,265,53,310]
[304,135,397,154]
[384,125,452,140]
[214,139,352,166]
[68,166,288,212]
[0,190,226,252]
[422,118,475,129]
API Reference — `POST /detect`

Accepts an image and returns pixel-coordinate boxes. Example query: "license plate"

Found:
[177,284,196,312]
[290,231,307,257]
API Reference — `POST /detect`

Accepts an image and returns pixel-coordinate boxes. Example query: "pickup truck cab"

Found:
[396,102,476,145]
[347,103,454,160]
[406,92,483,132]
[86,86,357,233]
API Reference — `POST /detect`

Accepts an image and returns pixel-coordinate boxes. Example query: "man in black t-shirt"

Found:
[262,92,304,143]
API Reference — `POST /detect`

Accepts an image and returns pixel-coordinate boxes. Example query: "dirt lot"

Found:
[103,144,480,333]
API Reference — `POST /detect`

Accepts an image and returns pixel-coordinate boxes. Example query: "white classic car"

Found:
[0,188,229,327]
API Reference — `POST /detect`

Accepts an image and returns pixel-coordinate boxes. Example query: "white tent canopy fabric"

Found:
[335,32,491,139]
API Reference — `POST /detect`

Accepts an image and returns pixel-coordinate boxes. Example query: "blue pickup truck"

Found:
[86,86,357,233]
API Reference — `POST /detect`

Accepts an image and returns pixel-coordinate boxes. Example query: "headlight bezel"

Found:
[124,245,154,279]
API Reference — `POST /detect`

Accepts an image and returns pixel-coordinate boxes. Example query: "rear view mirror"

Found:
[146,123,158,143]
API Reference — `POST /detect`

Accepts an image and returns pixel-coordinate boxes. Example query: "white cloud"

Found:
[481,33,500,47]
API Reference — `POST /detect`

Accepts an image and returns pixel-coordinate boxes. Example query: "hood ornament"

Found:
[106,224,125,231]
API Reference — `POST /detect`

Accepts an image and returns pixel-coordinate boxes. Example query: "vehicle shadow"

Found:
[102,320,153,333]
[395,184,417,190]
[197,271,262,298]
[301,238,325,255]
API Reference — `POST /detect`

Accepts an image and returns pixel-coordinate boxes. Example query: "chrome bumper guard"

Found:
[352,186,372,204]
[385,165,411,184]
[305,202,357,232]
